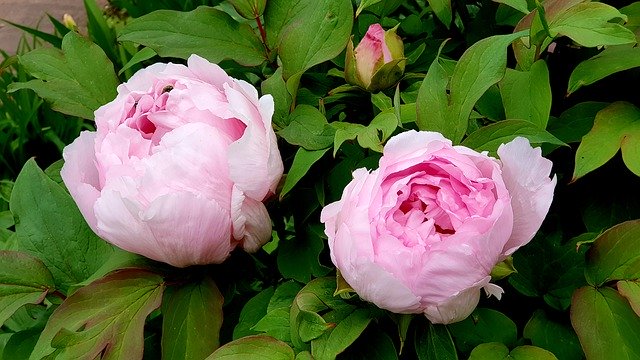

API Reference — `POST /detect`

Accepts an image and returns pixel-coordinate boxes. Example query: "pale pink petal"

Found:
[355,24,385,86]
[142,192,233,267]
[237,197,272,252]
[187,54,231,89]
[423,277,490,324]
[61,131,101,232]
[226,87,282,200]
[497,137,556,255]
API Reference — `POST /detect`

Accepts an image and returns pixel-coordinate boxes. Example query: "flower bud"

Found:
[228,0,267,19]
[62,14,77,31]
[345,24,405,92]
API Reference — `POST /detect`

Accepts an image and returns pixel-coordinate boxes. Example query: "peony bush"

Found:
[1,0,640,359]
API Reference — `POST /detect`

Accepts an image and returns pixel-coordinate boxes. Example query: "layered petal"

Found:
[497,137,556,255]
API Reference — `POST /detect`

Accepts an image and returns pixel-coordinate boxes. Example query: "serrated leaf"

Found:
[0,251,55,327]
[9,31,119,120]
[162,277,224,360]
[461,120,564,155]
[10,159,115,290]
[206,335,295,360]
[29,269,164,360]
[585,220,640,286]
[499,60,551,128]
[118,7,266,66]
[275,0,353,79]
[568,46,640,95]
[571,286,640,360]
[415,322,458,360]
[280,147,330,199]
[573,102,640,181]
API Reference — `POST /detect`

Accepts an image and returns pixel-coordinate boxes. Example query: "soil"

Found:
[0,0,107,53]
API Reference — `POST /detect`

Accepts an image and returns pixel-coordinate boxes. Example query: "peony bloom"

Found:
[61,54,283,267]
[321,131,555,324]
[345,23,405,92]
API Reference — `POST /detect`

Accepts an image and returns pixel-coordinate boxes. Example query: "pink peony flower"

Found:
[61,54,283,267]
[321,131,555,324]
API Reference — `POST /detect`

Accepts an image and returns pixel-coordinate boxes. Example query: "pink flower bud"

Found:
[345,24,405,92]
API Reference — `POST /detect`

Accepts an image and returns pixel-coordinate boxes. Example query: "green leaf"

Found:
[162,277,224,360]
[469,343,558,359]
[415,322,458,360]
[10,159,115,290]
[568,46,640,95]
[509,232,589,311]
[547,102,608,144]
[0,251,55,327]
[523,310,584,360]
[585,220,640,286]
[448,308,517,354]
[290,278,351,349]
[493,0,530,14]
[84,0,118,64]
[332,111,398,155]
[548,3,636,47]
[262,68,293,129]
[9,31,119,120]
[355,0,384,17]
[205,335,295,360]
[573,102,640,181]
[251,282,302,343]
[3,328,41,360]
[618,280,640,317]
[280,147,330,199]
[426,0,453,27]
[118,47,156,76]
[233,287,275,340]
[490,256,517,281]
[499,60,551,128]
[571,286,640,360]
[311,308,373,360]
[275,0,353,79]
[461,120,564,155]
[417,32,527,143]
[29,269,164,360]
[118,7,266,66]
[278,105,335,150]
[277,224,331,283]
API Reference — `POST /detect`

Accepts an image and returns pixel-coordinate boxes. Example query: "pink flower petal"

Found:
[61,131,101,232]
[497,137,556,255]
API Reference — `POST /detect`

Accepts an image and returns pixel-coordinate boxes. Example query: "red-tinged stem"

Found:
[256,15,270,54]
